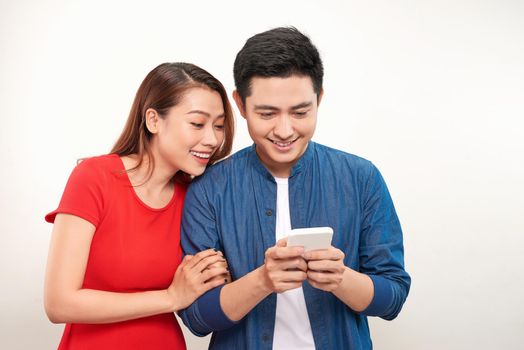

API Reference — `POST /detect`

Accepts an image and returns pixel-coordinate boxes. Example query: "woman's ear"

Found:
[145,108,160,134]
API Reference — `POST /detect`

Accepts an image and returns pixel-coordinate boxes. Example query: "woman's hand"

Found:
[167,249,229,312]
[204,250,232,283]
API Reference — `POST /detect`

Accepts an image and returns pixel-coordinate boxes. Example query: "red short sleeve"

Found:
[45,157,106,227]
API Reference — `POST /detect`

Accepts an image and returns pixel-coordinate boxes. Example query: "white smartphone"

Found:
[286,227,334,252]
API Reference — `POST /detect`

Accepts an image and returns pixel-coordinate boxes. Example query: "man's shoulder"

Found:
[313,142,375,172]
[191,146,252,185]
[206,146,251,172]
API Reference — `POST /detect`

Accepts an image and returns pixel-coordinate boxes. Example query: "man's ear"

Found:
[317,88,324,107]
[145,108,161,134]
[232,90,247,119]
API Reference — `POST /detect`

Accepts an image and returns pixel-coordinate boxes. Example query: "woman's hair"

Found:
[111,62,234,183]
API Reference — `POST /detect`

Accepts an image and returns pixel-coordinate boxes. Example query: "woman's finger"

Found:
[192,254,227,273]
[185,249,219,269]
[200,267,229,283]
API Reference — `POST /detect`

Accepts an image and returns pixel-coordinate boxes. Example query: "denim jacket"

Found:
[179,142,411,350]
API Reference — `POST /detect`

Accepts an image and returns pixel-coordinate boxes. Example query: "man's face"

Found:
[234,75,321,178]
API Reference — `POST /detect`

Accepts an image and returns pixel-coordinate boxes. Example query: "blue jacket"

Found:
[179,142,411,350]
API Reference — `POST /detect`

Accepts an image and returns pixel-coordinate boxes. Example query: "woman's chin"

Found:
[182,165,207,177]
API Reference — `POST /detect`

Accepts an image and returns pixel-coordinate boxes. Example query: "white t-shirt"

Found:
[272,177,315,349]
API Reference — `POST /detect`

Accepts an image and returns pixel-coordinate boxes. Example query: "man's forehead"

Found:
[247,76,316,107]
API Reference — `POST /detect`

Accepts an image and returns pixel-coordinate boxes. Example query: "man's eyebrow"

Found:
[290,101,312,110]
[254,105,279,111]
[254,101,313,111]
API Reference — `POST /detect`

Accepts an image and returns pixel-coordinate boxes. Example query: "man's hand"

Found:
[303,246,346,292]
[261,238,308,293]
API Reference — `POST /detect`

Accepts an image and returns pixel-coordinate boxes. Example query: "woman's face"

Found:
[151,87,226,176]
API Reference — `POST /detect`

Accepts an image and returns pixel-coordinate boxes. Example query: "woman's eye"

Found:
[215,124,225,130]
[190,122,204,128]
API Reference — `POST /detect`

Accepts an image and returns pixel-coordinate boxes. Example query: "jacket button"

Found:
[266,209,273,216]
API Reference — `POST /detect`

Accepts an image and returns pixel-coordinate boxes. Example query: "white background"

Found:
[1,0,523,349]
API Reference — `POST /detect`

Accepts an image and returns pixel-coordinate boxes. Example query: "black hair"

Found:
[233,26,324,103]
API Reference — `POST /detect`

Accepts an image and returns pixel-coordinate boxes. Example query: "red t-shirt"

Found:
[46,154,187,350]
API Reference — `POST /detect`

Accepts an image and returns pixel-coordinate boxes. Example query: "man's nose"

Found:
[273,115,294,140]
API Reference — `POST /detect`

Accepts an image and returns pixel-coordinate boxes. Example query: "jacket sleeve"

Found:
[358,163,411,320]
[177,179,238,336]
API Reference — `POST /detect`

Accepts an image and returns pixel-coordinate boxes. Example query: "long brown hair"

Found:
[111,62,234,183]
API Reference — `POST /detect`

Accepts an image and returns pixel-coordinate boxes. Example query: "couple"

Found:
[44,27,411,350]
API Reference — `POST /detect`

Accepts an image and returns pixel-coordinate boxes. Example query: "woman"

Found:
[44,62,234,349]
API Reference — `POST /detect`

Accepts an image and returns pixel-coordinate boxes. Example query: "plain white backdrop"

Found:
[1,0,523,349]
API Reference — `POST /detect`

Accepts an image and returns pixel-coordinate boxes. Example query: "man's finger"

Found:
[276,237,288,247]
[272,246,304,259]
[303,247,344,261]
[307,260,340,272]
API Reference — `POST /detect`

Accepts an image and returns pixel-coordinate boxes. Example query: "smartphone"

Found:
[286,227,334,252]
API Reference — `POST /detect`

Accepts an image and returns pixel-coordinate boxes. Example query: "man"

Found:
[178,27,411,349]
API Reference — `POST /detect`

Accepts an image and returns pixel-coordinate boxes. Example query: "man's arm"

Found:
[179,181,307,336]
[178,180,230,336]
[304,164,410,320]
[220,239,306,321]
[356,164,410,319]
[304,248,374,312]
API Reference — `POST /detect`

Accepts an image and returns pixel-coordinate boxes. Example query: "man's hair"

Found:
[233,26,324,103]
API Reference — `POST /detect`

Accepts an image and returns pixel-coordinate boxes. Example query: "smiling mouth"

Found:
[190,151,212,159]
[269,138,298,148]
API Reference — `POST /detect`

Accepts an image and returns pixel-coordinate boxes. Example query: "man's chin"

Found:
[269,153,301,168]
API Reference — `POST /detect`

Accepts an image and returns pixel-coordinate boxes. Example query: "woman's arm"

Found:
[44,213,227,324]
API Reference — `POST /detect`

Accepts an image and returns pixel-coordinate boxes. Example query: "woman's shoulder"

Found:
[69,153,123,185]
[76,153,121,170]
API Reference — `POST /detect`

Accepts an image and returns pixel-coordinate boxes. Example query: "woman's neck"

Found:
[121,154,178,208]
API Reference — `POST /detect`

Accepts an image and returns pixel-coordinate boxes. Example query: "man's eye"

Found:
[294,111,308,117]
[259,112,274,118]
